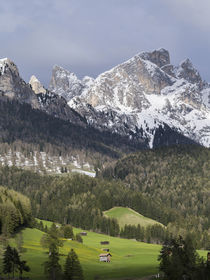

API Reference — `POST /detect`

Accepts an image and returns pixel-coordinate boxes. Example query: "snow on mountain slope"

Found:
[49,65,86,102]
[0,58,9,75]
[50,48,210,148]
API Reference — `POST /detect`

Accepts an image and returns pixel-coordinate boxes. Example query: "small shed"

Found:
[99,253,112,262]
[100,241,109,245]
[207,252,210,262]
[80,232,87,236]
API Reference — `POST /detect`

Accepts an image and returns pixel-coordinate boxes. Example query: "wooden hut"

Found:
[99,253,112,262]
[207,252,210,262]
[100,241,109,245]
[80,232,87,236]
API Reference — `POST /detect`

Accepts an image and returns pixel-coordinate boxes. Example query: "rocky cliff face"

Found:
[1,49,210,150]
[49,48,210,148]
[36,90,86,125]
[48,65,85,102]
[29,75,46,94]
[0,58,39,108]
[0,59,85,127]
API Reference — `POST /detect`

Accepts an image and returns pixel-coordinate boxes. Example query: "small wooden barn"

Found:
[99,253,112,262]
[100,241,109,245]
[80,232,87,236]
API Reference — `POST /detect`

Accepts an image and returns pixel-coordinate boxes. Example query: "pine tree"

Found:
[49,223,58,238]
[44,243,62,280]
[12,247,20,278]
[64,251,73,280]
[158,236,205,279]
[3,245,13,277]
[64,249,84,280]
[18,260,30,279]
[39,221,44,231]
[63,225,74,239]
[75,234,83,243]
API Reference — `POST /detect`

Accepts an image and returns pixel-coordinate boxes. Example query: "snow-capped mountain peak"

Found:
[0,58,19,77]
[139,48,170,68]
[0,58,9,74]
[176,58,202,86]
[49,48,210,148]
[48,65,85,102]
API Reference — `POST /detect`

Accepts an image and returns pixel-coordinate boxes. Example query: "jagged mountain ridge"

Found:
[0,56,194,152]
[0,58,39,109]
[0,54,199,175]
[0,58,85,126]
[0,59,150,174]
[49,48,210,148]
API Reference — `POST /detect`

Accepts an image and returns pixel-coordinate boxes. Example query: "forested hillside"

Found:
[101,145,210,246]
[0,162,209,248]
[0,96,146,162]
[0,186,32,235]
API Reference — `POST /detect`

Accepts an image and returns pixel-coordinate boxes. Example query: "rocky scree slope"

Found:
[49,48,210,148]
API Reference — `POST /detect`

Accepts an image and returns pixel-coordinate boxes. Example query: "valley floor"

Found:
[2,222,207,280]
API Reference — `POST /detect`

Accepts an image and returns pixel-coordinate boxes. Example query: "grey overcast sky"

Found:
[1,0,210,87]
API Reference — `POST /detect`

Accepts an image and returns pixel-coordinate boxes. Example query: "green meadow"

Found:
[103,207,163,228]
[2,221,208,280]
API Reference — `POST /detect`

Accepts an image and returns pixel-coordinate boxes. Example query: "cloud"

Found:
[162,0,210,31]
[1,0,210,85]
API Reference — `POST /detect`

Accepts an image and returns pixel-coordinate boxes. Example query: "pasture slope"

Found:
[3,220,207,280]
[103,207,164,228]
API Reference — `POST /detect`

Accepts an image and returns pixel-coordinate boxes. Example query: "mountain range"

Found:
[0,48,210,172]
[48,48,210,148]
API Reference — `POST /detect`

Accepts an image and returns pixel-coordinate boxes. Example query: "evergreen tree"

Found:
[18,260,30,279]
[63,225,74,239]
[158,236,205,279]
[64,249,84,280]
[3,245,13,277]
[75,234,83,243]
[44,243,62,280]
[3,245,30,279]
[64,251,73,280]
[44,225,48,233]
[49,223,59,238]
[40,225,63,251]
[12,247,20,278]
[39,221,44,231]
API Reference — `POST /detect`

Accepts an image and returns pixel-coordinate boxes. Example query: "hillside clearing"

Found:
[103,207,164,228]
[3,220,206,280]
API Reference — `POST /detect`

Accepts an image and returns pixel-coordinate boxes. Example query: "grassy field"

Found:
[103,207,163,228]
[2,221,208,280]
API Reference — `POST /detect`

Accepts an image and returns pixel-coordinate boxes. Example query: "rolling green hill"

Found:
[103,207,164,228]
[3,221,207,280]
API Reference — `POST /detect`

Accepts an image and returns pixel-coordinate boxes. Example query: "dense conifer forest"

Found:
[0,97,146,161]
[101,145,210,247]
[0,144,209,250]
[0,186,32,235]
